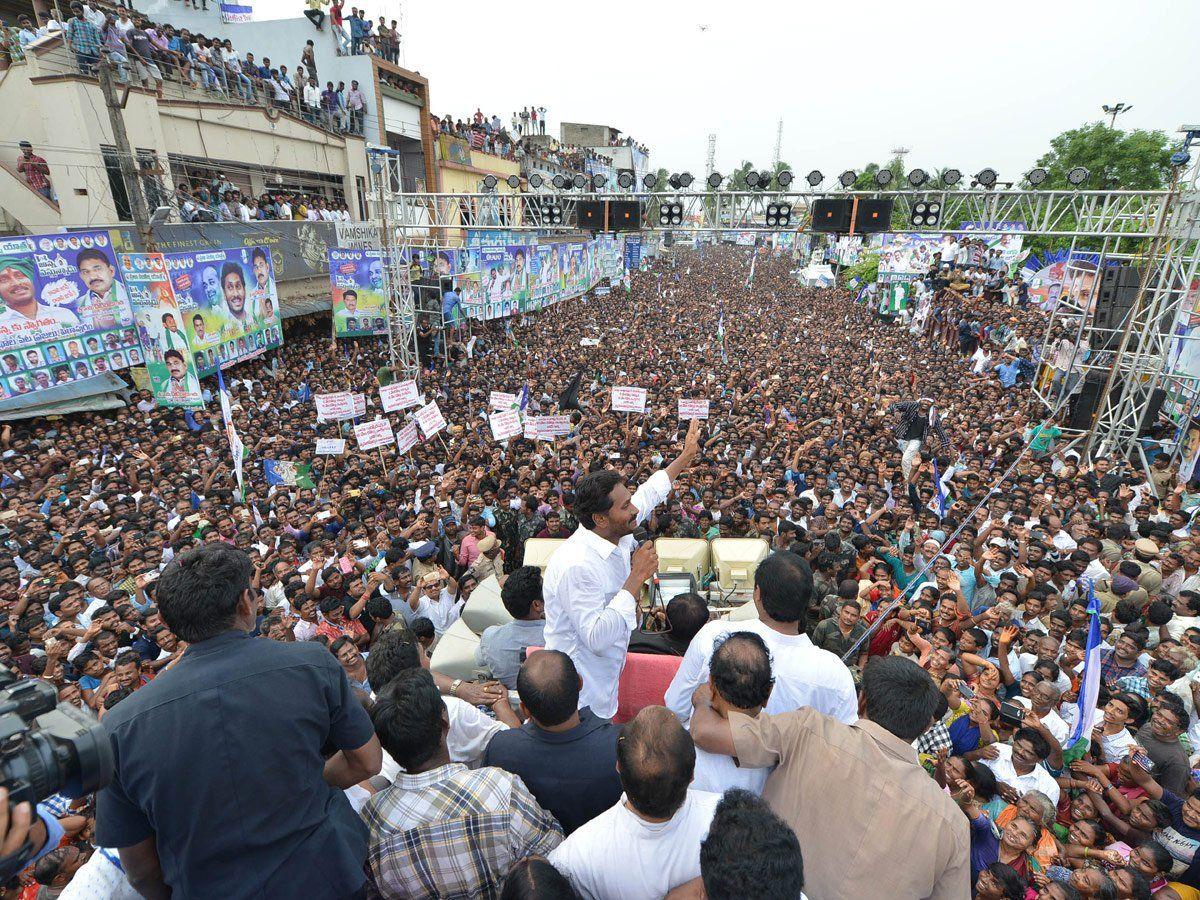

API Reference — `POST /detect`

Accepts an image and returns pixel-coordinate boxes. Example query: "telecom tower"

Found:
[773,120,783,169]
[705,134,716,183]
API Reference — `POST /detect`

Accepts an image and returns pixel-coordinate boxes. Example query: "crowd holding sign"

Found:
[379,380,420,412]
[415,400,447,438]
[315,438,346,455]
[164,246,282,377]
[353,417,395,451]
[0,230,139,397]
[677,398,710,420]
[395,420,419,454]
[328,250,389,338]
[530,414,571,438]
[315,391,356,422]
[122,253,203,409]
[488,408,522,441]
[611,385,647,413]
[489,390,518,411]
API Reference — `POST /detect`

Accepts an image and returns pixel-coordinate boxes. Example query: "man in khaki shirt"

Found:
[691,655,969,900]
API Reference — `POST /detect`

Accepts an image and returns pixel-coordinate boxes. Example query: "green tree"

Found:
[1032,122,1172,189]
[843,252,879,285]
[728,161,758,192]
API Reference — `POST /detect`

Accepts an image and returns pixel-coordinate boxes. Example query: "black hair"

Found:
[964,759,999,801]
[982,862,1026,900]
[500,857,581,899]
[410,617,435,642]
[252,247,269,266]
[363,625,420,690]
[664,592,709,644]
[1135,839,1173,873]
[861,656,942,742]
[220,260,244,289]
[574,470,623,530]
[699,789,804,900]
[501,566,543,619]
[516,649,579,727]
[365,595,392,622]
[75,247,112,269]
[710,632,773,710]
[616,707,694,819]
[370,668,444,772]
[1012,726,1052,761]
[754,552,813,626]
[156,543,251,642]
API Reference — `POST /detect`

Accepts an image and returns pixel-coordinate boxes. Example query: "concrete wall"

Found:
[560,122,616,147]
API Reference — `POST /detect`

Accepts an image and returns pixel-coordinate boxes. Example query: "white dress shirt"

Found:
[543,469,673,719]
[982,743,1060,806]
[664,618,858,726]
[690,743,769,796]
[549,789,720,900]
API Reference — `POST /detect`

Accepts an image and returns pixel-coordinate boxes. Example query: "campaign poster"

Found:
[121,252,203,408]
[532,245,560,308]
[623,236,642,273]
[458,273,484,321]
[0,230,139,398]
[328,249,388,337]
[165,246,282,377]
[506,246,532,313]
[959,221,1027,267]
[561,243,586,297]
[876,234,942,278]
[481,245,515,320]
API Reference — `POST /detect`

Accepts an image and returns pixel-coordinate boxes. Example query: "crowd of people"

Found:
[172,176,352,223]
[2,242,1200,899]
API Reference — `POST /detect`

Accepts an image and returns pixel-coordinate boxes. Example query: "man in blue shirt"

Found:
[483,649,622,834]
[95,543,381,898]
[994,353,1023,388]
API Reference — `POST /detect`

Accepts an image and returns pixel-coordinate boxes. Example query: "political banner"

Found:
[959,221,1027,266]
[879,281,913,315]
[396,420,420,454]
[876,234,942,278]
[480,245,533,318]
[531,245,560,308]
[489,390,518,411]
[352,393,367,418]
[0,230,139,398]
[354,417,395,451]
[612,386,647,414]
[329,249,388,337]
[623,235,642,272]
[560,243,588,298]
[263,459,315,488]
[488,408,522,441]
[678,399,710,420]
[379,379,420,412]
[164,245,282,377]
[121,252,203,409]
[416,401,447,438]
[315,391,355,422]
[532,414,572,438]
[335,222,381,250]
[315,438,346,455]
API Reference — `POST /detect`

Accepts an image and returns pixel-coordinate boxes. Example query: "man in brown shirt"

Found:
[691,655,969,900]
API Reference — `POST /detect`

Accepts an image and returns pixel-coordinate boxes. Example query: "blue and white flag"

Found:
[217,368,245,500]
[220,0,252,22]
[1064,579,1103,763]
[931,458,948,519]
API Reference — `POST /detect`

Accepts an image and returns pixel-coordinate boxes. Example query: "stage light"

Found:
[1026,167,1048,186]
[678,172,694,188]
[838,170,857,188]
[942,168,962,186]
[592,173,606,190]
[482,174,497,190]
[572,174,587,189]
[552,174,566,189]
[776,169,794,188]
[907,168,929,187]
[668,174,681,189]
[746,170,762,188]
[975,167,998,187]
[766,201,792,228]
[707,172,723,189]
[910,200,940,228]
[617,172,634,189]
[658,199,684,227]
[540,197,563,226]
[1067,166,1090,186]
[643,172,659,190]
[874,169,894,187]
[528,173,544,189]
[806,170,823,187]
[758,171,772,188]
[506,175,521,189]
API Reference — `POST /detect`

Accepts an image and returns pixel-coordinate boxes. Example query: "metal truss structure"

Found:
[368,175,1200,471]
[368,150,422,378]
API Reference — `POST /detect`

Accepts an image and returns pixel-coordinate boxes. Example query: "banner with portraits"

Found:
[164,246,282,377]
[0,230,138,399]
[876,234,943,279]
[121,252,203,409]
[328,249,389,338]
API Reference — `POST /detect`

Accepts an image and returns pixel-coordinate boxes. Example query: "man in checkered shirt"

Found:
[362,668,562,898]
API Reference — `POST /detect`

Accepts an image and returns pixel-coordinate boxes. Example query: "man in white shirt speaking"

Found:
[543,418,701,720]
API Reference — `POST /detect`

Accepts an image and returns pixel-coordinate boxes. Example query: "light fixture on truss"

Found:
[572,174,587,189]
[617,172,634,189]
[765,201,792,228]
[1026,167,1048,186]
[506,175,521,189]
[907,168,929,187]
[592,173,606,190]
[643,172,659,190]
[838,170,857,188]
[874,169,894,187]
[1067,166,1091,186]
[975,167,998,188]
[658,199,684,227]
[707,172,723,189]
[540,197,563,226]
[481,174,498,190]
[910,200,941,228]
[941,168,962,187]
[806,170,823,187]
[528,173,544,189]
[776,170,794,187]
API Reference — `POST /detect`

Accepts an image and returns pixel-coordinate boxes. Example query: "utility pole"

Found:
[1102,102,1132,128]
[97,52,153,249]
[772,119,782,169]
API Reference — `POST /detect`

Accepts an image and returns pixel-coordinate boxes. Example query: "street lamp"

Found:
[1102,102,1132,128]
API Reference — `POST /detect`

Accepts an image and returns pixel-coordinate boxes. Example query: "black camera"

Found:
[0,671,113,808]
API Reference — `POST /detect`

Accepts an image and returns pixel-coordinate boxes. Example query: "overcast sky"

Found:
[264,0,1197,181]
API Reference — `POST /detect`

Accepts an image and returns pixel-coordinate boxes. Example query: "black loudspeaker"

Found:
[1140,387,1167,433]
[575,200,604,229]
[855,198,894,233]
[608,200,641,232]
[1093,265,1142,349]
[811,199,851,232]
[1066,369,1112,430]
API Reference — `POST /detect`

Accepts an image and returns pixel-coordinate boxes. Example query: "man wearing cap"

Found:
[0,255,79,331]
[1131,538,1163,595]
[469,534,505,585]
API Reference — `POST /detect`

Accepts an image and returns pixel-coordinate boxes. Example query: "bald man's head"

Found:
[516,649,580,727]
[617,706,695,819]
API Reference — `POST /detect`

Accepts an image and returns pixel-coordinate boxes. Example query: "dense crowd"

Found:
[173,178,352,222]
[2,244,1200,899]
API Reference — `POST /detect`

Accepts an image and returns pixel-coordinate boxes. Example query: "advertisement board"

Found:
[121,252,203,408]
[328,249,389,337]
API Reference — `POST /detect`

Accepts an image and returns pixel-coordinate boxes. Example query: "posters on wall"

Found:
[959,221,1027,266]
[121,252,203,408]
[0,230,139,398]
[164,245,282,377]
[876,234,943,279]
[328,249,389,337]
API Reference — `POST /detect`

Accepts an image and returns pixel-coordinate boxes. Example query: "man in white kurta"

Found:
[543,419,701,719]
